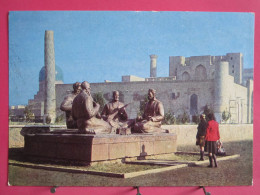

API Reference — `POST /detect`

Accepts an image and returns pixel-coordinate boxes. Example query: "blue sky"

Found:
[9,11,255,106]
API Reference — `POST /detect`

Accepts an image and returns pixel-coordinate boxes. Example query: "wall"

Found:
[9,125,66,148]
[9,124,253,148]
[56,80,215,119]
[231,82,249,123]
[162,124,253,146]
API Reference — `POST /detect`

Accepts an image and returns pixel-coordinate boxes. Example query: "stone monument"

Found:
[22,30,177,165]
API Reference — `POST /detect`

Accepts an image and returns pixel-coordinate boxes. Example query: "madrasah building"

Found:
[20,31,254,124]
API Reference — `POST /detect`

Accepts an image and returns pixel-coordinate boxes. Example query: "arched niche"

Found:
[195,64,207,80]
[190,94,198,115]
[182,71,190,81]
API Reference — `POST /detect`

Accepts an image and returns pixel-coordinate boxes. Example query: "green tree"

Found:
[24,106,34,122]
[138,94,149,117]
[93,92,105,112]
[222,110,231,123]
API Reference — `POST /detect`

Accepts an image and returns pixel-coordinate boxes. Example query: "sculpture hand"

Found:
[148,116,153,121]
[95,102,100,109]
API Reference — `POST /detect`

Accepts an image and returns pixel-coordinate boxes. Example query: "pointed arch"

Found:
[195,64,207,80]
[190,94,198,115]
[182,71,190,81]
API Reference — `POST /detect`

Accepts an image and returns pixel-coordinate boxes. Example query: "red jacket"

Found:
[205,120,220,141]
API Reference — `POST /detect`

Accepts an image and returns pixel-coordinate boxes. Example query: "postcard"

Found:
[8,11,254,186]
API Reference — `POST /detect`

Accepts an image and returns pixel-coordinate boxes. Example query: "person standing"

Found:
[196,114,207,161]
[205,113,220,167]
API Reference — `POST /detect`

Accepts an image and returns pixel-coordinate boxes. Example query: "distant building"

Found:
[243,68,254,85]
[18,32,254,124]
[27,65,64,120]
[9,105,26,121]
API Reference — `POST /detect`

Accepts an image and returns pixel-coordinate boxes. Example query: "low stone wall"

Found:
[9,125,66,148]
[162,124,253,146]
[9,124,253,148]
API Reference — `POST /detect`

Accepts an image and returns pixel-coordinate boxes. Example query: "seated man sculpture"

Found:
[101,91,129,130]
[60,82,81,129]
[133,89,168,133]
[72,81,112,134]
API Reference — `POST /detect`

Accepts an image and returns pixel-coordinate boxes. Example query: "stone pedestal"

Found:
[24,131,177,164]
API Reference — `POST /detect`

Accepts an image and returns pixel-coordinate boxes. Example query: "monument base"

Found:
[24,130,177,164]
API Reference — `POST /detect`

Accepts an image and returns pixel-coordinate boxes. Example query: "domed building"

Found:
[28,65,63,119]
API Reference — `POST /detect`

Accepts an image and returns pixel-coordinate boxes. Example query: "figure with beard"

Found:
[72,81,112,134]
[133,89,168,133]
[60,82,81,129]
[101,91,129,130]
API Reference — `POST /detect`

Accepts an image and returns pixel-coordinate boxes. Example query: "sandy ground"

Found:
[8,140,252,186]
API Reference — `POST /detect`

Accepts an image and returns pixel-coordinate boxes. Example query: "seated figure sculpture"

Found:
[133,89,168,133]
[101,91,129,131]
[60,82,81,129]
[72,81,112,134]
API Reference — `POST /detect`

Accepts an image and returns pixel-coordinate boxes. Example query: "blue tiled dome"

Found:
[39,65,64,82]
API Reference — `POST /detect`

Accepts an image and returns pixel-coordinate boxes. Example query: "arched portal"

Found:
[190,94,198,115]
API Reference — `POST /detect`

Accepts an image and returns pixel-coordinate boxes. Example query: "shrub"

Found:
[93,92,105,112]
[222,110,231,122]
[177,111,190,124]
[55,113,65,124]
[45,115,51,124]
[192,115,200,124]
[24,106,34,122]
[137,94,149,117]
[162,111,176,125]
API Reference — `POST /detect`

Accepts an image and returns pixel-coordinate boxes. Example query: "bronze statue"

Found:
[72,81,112,134]
[60,82,81,129]
[101,91,129,130]
[133,89,167,133]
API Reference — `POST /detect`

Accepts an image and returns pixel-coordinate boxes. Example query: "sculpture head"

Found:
[148,89,156,101]
[200,114,206,121]
[73,82,81,95]
[81,81,91,94]
[112,91,120,102]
